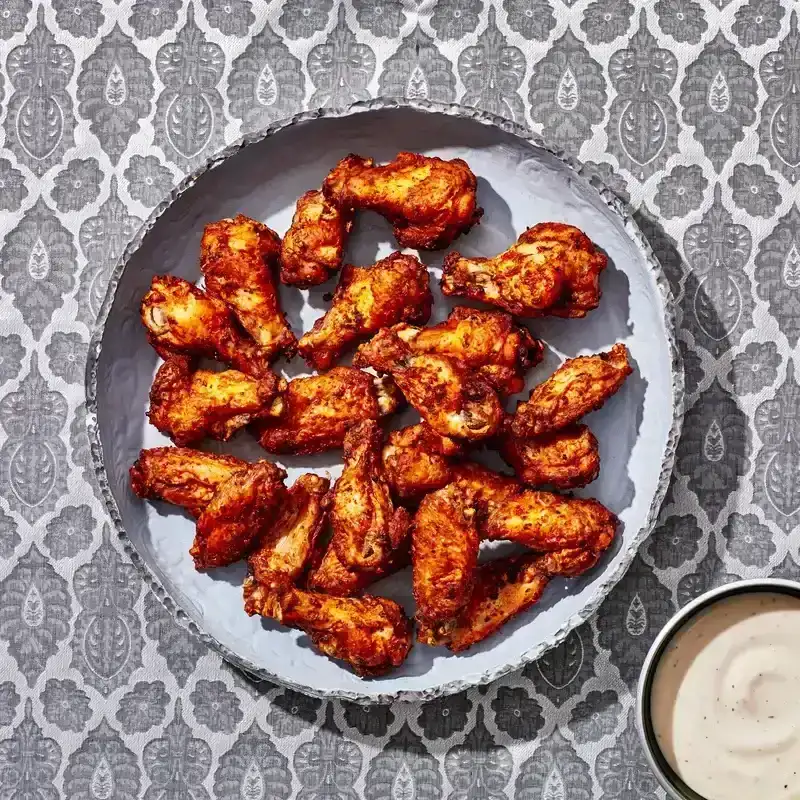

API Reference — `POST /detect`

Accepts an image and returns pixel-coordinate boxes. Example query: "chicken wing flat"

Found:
[192,461,286,569]
[354,328,502,441]
[148,356,279,446]
[200,215,297,359]
[382,423,464,501]
[484,490,617,553]
[417,548,600,651]
[243,579,412,676]
[448,461,521,517]
[393,306,543,396]
[511,343,632,438]
[141,275,274,379]
[441,223,607,318]
[247,473,330,589]
[500,422,600,490]
[280,189,354,288]
[412,483,479,623]
[297,252,432,371]
[323,152,482,250]
[129,447,246,518]
[254,367,402,455]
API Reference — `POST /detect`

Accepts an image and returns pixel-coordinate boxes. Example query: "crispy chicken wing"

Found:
[129,447,246,518]
[354,328,503,441]
[148,356,279,445]
[393,306,543,396]
[200,215,297,359]
[298,252,432,371]
[441,223,607,318]
[412,483,479,623]
[247,473,330,589]
[449,461,521,517]
[280,189,354,288]
[192,461,287,569]
[323,152,482,250]
[254,367,402,455]
[511,343,632,438]
[243,579,412,676]
[141,275,275,379]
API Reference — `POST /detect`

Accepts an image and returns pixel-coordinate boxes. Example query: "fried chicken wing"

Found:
[243,579,412,676]
[441,223,607,318]
[511,343,632,438]
[247,473,330,589]
[200,215,297,359]
[393,306,543,396]
[192,461,287,569]
[130,447,247,518]
[417,548,600,651]
[298,252,432,371]
[412,483,479,623]
[141,275,274,379]
[499,422,600,489]
[448,461,521,516]
[323,152,482,250]
[148,356,279,445]
[354,328,502,441]
[254,367,402,455]
[280,189,354,288]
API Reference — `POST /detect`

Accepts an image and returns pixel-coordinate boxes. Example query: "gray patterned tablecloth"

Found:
[0,0,797,796]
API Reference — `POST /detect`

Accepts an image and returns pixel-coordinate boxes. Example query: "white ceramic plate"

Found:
[87,100,683,703]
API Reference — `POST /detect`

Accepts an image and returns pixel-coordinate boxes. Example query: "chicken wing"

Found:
[280,189,353,288]
[441,223,607,318]
[417,548,600,651]
[192,461,287,569]
[297,252,432,371]
[354,328,503,441]
[511,343,632,438]
[448,461,521,517]
[247,473,330,589]
[141,275,274,379]
[254,367,403,455]
[499,422,600,489]
[243,579,412,676]
[148,356,279,445]
[394,306,543,396]
[200,215,297,359]
[382,423,464,501]
[129,447,247,518]
[323,152,482,250]
[411,483,479,623]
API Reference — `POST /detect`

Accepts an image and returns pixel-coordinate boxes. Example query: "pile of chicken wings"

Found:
[130,151,631,677]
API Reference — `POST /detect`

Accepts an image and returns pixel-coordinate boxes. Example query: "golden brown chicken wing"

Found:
[411,483,479,623]
[192,461,287,569]
[448,461,521,516]
[141,275,275,379]
[280,189,354,288]
[393,306,543,396]
[323,152,482,250]
[499,421,600,490]
[254,367,402,455]
[354,328,503,441]
[200,215,297,359]
[511,343,632,438]
[247,473,330,589]
[297,252,432,371]
[441,222,607,318]
[243,579,412,676]
[129,447,247,518]
[148,356,279,446]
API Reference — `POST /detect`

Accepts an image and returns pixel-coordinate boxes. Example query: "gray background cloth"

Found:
[0,0,795,796]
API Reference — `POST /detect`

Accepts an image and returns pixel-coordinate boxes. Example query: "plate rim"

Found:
[85,97,685,704]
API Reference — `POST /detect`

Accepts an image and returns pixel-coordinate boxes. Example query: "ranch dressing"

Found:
[650,592,800,800]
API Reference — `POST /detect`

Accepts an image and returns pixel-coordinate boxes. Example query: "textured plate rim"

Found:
[85,97,685,704]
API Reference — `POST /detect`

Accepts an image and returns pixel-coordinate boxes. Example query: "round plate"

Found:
[87,99,683,703]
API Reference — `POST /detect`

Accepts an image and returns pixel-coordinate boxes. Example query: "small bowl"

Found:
[636,578,800,800]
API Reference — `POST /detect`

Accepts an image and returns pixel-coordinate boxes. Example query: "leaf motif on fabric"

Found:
[104,63,126,106]
[515,731,592,800]
[782,242,800,287]
[693,267,743,342]
[391,762,415,800]
[542,766,565,800]
[90,758,114,800]
[703,419,725,463]
[22,584,44,628]
[708,70,731,113]
[144,592,206,687]
[556,68,578,110]
[255,63,277,107]
[407,65,429,100]
[27,238,50,281]
[536,629,584,689]
[625,593,647,636]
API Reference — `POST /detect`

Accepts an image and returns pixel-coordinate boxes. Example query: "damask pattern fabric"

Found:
[0,0,797,796]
